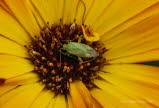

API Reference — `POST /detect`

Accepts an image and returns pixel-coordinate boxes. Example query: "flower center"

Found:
[25,23,106,95]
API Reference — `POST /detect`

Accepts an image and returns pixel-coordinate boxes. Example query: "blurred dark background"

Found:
[141,61,159,66]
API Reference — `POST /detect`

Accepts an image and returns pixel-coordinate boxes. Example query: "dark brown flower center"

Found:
[25,23,106,95]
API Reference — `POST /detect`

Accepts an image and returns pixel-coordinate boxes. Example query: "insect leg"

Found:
[78,57,83,63]
[81,57,96,63]
[78,35,83,43]
[60,50,77,60]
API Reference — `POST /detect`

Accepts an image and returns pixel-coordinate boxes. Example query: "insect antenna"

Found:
[99,70,108,73]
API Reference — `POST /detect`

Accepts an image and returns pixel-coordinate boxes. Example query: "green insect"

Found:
[61,37,98,63]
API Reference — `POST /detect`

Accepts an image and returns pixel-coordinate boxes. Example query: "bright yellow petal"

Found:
[4,72,39,85]
[91,89,117,108]
[62,0,80,24]
[100,3,159,42]
[75,0,86,25]
[31,0,85,25]
[93,0,159,36]
[4,0,41,38]
[29,0,55,25]
[0,72,39,96]
[30,0,65,25]
[75,81,93,108]
[99,64,159,87]
[0,1,12,14]
[0,36,29,58]
[51,0,64,24]
[30,89,54,108]
[94,80,152,108]
[108,49,159,63]
[46,95,67,108]
[81,0,93,20]
[67,95,73,108]
[47,97,56,108]
[0,82,44,107]
[0,85,16,96]
[0,55,34,79]
[0,6,31,45]
[98,64,159,107]
[91,97,103,108]
[53,95,67,108]
[0,85,28,106]
[102,12,159,63]
[70,82,87,108]
[83,0,112,26]
[25,0,45,28]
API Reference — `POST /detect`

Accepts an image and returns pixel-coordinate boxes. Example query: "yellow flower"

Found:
[0,0,159,108]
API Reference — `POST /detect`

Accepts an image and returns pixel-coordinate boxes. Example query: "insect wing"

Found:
[66,42,91,57]
[77,43,98,57]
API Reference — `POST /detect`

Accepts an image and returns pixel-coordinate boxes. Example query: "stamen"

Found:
[26,24,107,95]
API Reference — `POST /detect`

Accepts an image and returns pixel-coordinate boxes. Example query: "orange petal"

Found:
[75,81,93,108]
[70,82,87,108]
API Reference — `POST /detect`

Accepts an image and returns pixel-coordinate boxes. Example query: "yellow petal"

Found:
[47,97,56,108]
[0,6,31,45]
[108,49,159,63]
[4,0,41,38]
[84,0,112,26]
[99,64,159,87]
[0,85,16,96]
[70,82,87,108]
[0,36,29,58]
[67,95,73,108]
[102,13,159,63]
[29,0,56,25]
[102,10,159,49]
[47,95,67,108]
[94,0,159,36]
[74,0,85,25]
[0,85,28,106]
[4,72,39,85]
[91,97,103,108]
[0,55,34,79]
[94,80,149,108]
[100,3,159,42]
[75,81,93,108]
[91,89,117,108]
[30,89,54,108]
[25,0,45,28]
[0,1,12,14]
[53,94,67,108]
[80,0,93,18]
[0,82,44,107]
[98,64,159,107]
[81,25,100,41]
[62,0,80,24]
[52,0,64,24]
